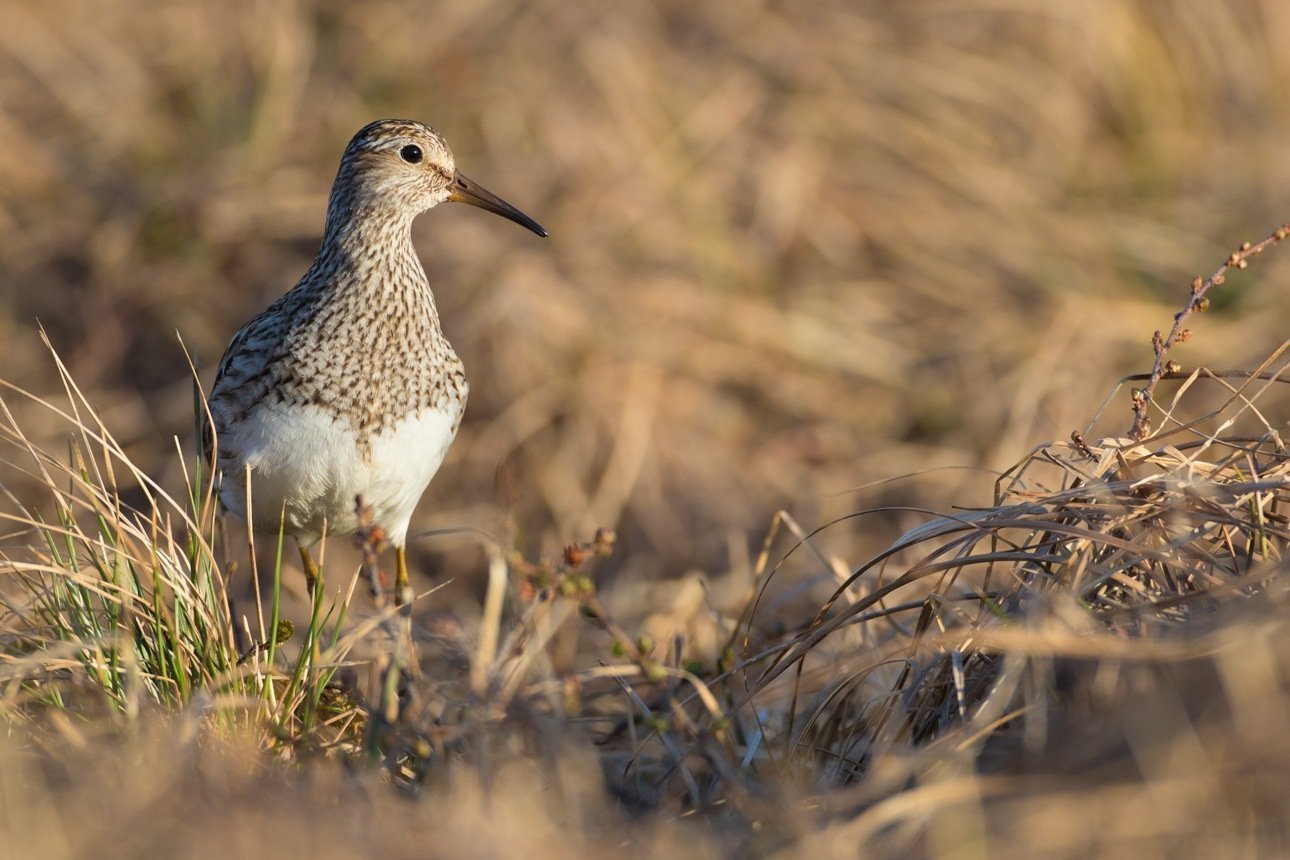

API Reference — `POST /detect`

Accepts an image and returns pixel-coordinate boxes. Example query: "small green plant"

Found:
[0,335,364,749]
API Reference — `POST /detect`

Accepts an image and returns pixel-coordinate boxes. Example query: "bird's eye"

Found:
[399,144,423,164]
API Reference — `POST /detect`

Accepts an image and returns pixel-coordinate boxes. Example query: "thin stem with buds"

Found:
[1128,222,1290,441]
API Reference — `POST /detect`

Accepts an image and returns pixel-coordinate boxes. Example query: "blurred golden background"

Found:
[2,0,1288,606]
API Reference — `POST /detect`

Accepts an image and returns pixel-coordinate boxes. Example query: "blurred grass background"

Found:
[3,0,1290,597]
[4,1,1290,856]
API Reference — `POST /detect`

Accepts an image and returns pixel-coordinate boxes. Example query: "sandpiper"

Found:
[207,119,546,599]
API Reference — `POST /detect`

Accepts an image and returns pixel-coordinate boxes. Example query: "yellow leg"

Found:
[395,545,411,608]
[298,544,321,596]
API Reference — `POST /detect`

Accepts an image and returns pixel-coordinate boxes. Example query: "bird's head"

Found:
[331,119,547,237]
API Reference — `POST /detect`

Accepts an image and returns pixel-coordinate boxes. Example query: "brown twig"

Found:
[1128,222,1290,441]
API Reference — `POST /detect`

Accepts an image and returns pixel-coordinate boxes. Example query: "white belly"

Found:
[216,401,459,546]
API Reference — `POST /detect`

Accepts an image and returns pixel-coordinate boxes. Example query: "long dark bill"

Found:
[449,171,548,237]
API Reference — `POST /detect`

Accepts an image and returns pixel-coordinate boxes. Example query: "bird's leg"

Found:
[394,545,412,608]
[298,544,322,596]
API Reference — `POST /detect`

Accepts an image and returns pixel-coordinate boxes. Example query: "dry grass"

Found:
[2,330,1289,857]
[3,0,1290,856]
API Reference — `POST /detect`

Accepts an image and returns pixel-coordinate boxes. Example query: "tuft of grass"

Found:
[0,333,368,750]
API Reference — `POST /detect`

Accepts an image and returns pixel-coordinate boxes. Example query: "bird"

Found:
[206,118,547,602]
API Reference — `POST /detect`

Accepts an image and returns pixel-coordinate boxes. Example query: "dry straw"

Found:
[2,222,1289,856]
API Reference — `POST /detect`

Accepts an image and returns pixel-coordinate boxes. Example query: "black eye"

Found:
[400,144,423,164]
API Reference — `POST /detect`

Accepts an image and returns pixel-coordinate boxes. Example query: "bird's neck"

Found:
[312,207,435,304]
[321,197,414,254]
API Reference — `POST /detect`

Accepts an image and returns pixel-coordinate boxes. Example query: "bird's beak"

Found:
[449,171,548,237]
